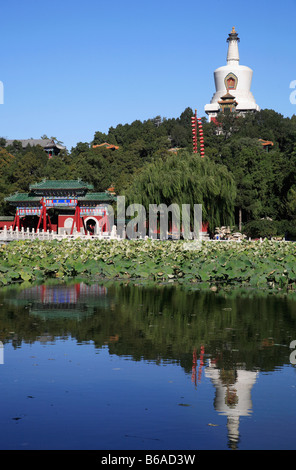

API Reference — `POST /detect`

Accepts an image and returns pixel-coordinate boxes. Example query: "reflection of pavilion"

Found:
[205,360,258,449]
[15,283,109,319]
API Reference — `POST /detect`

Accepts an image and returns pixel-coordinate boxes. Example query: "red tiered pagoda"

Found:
[4,180,116,235]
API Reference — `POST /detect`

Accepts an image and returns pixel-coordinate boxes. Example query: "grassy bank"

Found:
[0,238,295,291]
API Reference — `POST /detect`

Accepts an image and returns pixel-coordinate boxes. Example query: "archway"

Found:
[85,218,97,235]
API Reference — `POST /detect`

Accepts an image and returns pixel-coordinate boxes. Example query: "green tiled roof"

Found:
[29,179,94,191]
[78,192,117,202]
[5,192,42,203]
[5,180,116,207]
[5,191,116,204]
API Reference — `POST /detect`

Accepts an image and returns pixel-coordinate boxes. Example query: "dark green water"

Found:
[0,280,295,450]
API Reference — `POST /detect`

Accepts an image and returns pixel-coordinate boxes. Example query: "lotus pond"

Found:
[0,238,296,290]
[0,239,295,451]
[0,276,295,451]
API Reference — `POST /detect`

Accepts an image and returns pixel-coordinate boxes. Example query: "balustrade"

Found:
[0,225,121,242]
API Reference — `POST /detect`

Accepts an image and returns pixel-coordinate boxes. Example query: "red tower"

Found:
[191,110,205,157]
[197,117,205,158]
[191,110,198,154]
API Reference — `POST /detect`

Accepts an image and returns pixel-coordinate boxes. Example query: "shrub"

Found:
[278,220,296,241]
[242,219,279,239]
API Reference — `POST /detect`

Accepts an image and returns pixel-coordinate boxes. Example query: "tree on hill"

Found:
[67,142,144,193]
[200,110,296,228]
[9,147,48,192]
[1,106,296,236]
[92,131,109,146]
[124,151,236,234]
[0,148,15,213]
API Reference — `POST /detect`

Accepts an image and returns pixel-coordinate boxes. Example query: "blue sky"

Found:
[0,0,296,151]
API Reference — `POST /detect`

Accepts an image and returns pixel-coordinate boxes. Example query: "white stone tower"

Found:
[204,27,260,121]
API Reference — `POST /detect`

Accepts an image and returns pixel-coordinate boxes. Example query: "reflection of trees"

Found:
[0,282,296,374]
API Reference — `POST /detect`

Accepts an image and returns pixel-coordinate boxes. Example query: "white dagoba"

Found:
[204,27,260,121]
[205,360,259,449]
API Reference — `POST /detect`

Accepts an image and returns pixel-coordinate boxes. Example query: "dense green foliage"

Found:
[124,152,236,233]
[0,238,296,291]
[1,107,296,235]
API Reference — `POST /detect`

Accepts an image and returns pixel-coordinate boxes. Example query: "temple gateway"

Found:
[4,180,116,235]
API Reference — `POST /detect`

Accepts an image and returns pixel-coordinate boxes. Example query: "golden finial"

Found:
[231,26,236,33]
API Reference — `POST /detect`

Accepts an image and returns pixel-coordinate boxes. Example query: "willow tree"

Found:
[124,151,236,234]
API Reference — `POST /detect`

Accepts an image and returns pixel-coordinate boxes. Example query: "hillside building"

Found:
[5,139,66,158]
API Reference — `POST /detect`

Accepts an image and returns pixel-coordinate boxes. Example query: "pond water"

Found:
[0,280,295,451]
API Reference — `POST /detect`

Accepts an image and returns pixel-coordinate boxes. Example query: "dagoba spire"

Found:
[204,27,260,121]
[226,27,240,65]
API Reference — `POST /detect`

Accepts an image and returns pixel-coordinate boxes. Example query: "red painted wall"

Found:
[0,221,14,230]
[58,214,109,233]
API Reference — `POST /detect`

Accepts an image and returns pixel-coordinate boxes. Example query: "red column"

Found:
[13,209,20,231]
[70,209,76,235]
[197,117,205,157]
[191,110,198,154]
[43,202,47,232]
[71,205,81,234]
[37,199,46,231]
[76,205,81,233]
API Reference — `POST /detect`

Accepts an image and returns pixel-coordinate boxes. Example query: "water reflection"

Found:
[8,283,109,319]
[205,362,258,449]
[0,281,295,449]
[190,343,259,449]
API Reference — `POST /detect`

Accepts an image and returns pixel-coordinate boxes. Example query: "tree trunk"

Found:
[239,208,242,232]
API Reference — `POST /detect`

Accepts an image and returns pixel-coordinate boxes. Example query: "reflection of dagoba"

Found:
[205,27,260,122]
[205,360,258,449]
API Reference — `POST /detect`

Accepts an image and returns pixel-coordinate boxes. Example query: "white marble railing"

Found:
[0,225,121,242]
[0,226,285,243]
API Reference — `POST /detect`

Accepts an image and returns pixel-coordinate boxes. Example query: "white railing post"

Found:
[110,225,117,239]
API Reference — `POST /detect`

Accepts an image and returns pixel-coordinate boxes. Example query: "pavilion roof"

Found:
[78,192,117,202]
[5,179,117,206]
[258,139,274,147]
[5,191,116,204]
[92,142,119,150]
[5,192,41,203]
[5,139,66,150]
